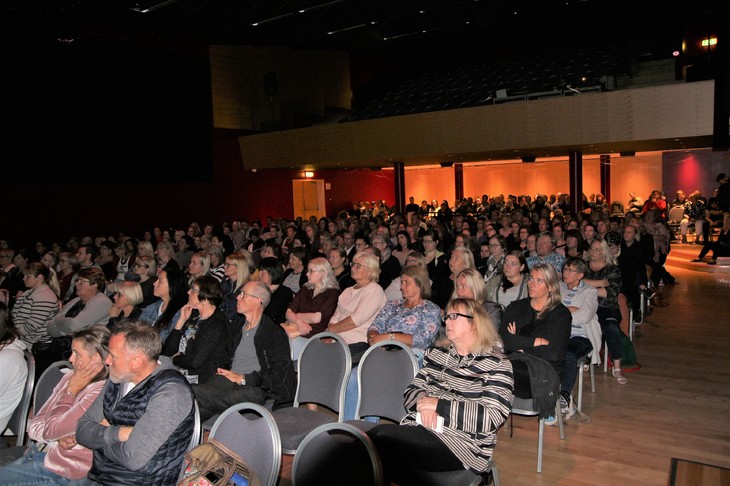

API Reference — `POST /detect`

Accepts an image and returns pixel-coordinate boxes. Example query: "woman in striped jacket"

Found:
[11,263,61,347]
[368,298,514,479]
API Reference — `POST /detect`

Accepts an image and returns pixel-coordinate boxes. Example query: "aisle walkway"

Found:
[493,263,730,485]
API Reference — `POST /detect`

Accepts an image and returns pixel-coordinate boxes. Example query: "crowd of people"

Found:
[0,179,728,484]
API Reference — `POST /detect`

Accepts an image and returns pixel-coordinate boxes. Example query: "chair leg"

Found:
[629,307,634,341]
[537,418,544,474]
[491,464,500,486]
[556,402,565,440]
[603,346,608,373]
[577,361,584,413]
[590,361,596,393]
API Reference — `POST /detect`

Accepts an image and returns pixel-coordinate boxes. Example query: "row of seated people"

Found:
[0,251,615,483]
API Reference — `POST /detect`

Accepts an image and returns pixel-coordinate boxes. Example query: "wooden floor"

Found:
[492,261,730,485]
[668,458,730,486]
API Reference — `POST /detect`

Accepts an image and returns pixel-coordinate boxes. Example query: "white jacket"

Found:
[0,339,28,433]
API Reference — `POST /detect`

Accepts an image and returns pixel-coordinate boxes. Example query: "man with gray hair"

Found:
[75,321,195,486]
[192,280,296,420]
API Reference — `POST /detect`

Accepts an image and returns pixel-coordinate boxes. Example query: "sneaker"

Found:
[544,415,559,426]
[564,395,576,420]
[559,391,570,413]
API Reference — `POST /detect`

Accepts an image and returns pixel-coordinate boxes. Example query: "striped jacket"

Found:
[11,284,61,345]
[401,344,514,473]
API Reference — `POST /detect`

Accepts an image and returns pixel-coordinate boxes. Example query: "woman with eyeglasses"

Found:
[219,252,251,321]
[131,255,158,308]
[57,252,80,302]
[107,280,144,328]
[282,257,339,360]
[500,263,571,410]
[368,299,513,482]
[139,267,188,343]
[162,275,230,384]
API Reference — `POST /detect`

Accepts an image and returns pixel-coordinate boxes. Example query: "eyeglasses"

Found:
[488,243,501,248]
[422,239,434,244]
[306,269,323,274]
[76,279,91,286]
[351,262,364,269]
[135,263,150,268]
[562,267,578,274]
[240,291,260,300]
[189,288,201,293]
[224,262,237,267]
[442,312,473,322]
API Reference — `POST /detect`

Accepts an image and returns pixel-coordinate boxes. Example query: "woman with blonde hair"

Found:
[282,257,339,359]
[108,280,144,327]
[131,255,158,308]
[219,251,251,320]
[12,263,62,347]
[136,240,155,259]
[501,263,572,410]
[584,238,627,384]
[432,246,474,309]
[452,268,503,329]
[155,240,179,274]
[368,299,513,481]
[328,252,387,364]
[187,251,210,286]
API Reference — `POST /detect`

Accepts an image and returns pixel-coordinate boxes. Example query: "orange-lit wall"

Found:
[403,156,628,205]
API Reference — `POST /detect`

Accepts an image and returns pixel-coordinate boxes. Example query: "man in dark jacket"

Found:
[192,280,296,420]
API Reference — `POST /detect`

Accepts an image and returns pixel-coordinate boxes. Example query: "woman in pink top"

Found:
[1,325,109,484]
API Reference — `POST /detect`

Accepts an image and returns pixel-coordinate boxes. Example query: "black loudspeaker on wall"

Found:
[264,72,278,96]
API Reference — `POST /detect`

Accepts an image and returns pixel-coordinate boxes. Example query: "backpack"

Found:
[178,438,262,486]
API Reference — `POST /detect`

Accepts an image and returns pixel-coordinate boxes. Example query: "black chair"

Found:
[393,459,499,486]
[291,422,383,486]
[272,332,351,454]
[345,340,418,432]
[209,402,281,486]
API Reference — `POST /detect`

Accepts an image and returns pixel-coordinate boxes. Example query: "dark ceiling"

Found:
[1,0,720,54]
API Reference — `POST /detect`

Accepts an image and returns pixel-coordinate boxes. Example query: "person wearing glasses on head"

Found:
[500,263,571,421]
[108,280,144,328]
[368,299,513,482]
[162,275,230,384]
[131,255,158,308]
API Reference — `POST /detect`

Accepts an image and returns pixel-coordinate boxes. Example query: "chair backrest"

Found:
[209,402,282,486]
[7,349,35,446]
[292,422,383,486]
[355,340,419,422]
[668,205,684,223]
[295,332,351,420]
[33,360,72,415]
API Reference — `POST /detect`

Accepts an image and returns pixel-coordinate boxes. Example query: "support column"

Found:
[568,151,583,217]
[600,154,611,203]
[454,163,464,201]
[393,161,406,217]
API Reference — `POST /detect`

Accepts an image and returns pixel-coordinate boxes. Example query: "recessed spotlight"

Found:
[251,22,258,26]
[298,9,305,13]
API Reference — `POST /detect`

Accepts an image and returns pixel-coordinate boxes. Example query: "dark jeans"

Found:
[191,374,266,420]
[368,423,463,484]
[699,240,730,260]
[597,306,622,362]
[560,337,592,394]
